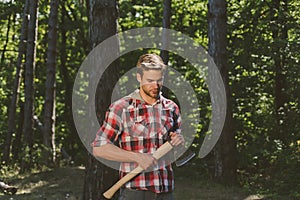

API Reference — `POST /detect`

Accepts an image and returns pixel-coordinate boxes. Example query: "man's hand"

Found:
[170,132,185,146]
[135,153,157,170]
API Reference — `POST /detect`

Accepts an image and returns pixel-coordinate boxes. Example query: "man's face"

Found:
[137,69,164,99]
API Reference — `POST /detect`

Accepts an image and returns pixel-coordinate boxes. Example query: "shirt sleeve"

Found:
[92,104,123,147]
[173,103,182,135]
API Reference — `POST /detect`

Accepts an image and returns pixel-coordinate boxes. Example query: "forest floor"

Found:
[0,164,269,200]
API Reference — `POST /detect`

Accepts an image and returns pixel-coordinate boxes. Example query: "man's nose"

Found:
[151,83,158,89]
[153,81,161,87]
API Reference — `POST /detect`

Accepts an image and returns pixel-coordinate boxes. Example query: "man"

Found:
[92,53,184,200]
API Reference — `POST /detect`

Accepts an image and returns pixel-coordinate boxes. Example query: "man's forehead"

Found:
[142,70,164,79]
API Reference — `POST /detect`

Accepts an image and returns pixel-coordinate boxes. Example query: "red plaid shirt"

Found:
[93,89,182,193]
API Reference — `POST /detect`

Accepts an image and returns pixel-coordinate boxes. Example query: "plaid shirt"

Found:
[93,89,182,193]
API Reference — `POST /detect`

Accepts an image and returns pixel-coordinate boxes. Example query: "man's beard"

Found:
[141,86,160,99]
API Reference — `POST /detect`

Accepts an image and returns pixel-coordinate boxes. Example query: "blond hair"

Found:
[136,53,167,75]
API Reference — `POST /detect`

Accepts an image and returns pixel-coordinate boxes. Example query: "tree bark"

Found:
[3,0,29,164]
[208,0,237,185]
[12,101,24,163]
[43,0,59,166]
[160,0,171,97]
[1,8,12,66]
[271,0,288,146]
[160,0,171,64]
[83,0,119,199]
[21,0,39,171]
[11,101,24,163]
[59,3,78,162]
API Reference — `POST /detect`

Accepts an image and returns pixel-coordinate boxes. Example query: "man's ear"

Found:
[136,73,142,83]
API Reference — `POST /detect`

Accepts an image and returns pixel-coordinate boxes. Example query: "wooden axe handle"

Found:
[103,142,173,199]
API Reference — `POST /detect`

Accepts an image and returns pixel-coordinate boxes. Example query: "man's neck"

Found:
[139,89,157,105]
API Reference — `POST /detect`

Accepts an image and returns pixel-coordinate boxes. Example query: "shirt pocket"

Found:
[119,135,144,153]
[157,108,174,138]
[122,109,149,137]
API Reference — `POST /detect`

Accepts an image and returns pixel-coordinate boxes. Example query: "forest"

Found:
[0,0,299,199]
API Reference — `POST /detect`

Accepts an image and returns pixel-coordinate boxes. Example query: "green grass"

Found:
[0,164,266,200]
[0,166,84,200]
[174,164,256,200]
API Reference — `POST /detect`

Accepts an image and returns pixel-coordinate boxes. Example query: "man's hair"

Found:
[136,53,167,76]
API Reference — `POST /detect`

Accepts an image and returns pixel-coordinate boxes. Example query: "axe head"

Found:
[164,130,195,167]
[174,148,195,167]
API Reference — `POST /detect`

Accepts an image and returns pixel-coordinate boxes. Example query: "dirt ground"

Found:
[0,165,266,200]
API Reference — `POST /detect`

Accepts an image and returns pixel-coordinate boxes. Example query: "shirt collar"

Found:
[129,89,162,105]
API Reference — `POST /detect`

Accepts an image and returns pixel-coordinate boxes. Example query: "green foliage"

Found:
[227,0,300,197]
[171,0,208,46]
[119,0,163,30]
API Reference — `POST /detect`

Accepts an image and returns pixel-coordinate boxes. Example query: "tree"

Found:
[160,0,172,97]
[271,0,288,146]
[21,0,39,171]
[58,2,78,163]
[160,0,171,64]
[83,0,119,199]
[0,0,13,66]
[3,0,29,164]
[43,0,59,165]
[208,0,237,185]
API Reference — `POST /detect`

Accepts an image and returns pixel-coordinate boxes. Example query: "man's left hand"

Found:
[169,132,184,146]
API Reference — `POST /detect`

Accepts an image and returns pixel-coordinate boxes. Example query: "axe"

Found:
[174,145,195,167]
[103,140,195,199]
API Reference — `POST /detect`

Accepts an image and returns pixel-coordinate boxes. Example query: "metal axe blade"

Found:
[164,127,196,167]
[174,146,196,167]
[175,149,195,167]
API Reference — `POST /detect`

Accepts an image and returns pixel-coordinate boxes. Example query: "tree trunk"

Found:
[12,101,25,163]
[1,8,12,66]
[3,0,29,164]
[271,0,288,146]
[59,4,78,162]
[83,0,119,199]
[161,0,171,96]
[160,0,171,64]
[208,0,237,185]
[21,0,39,171]
[43,0,59,166]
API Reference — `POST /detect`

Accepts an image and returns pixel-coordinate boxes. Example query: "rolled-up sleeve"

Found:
[92,104,123,147]
[173,104,182,135]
